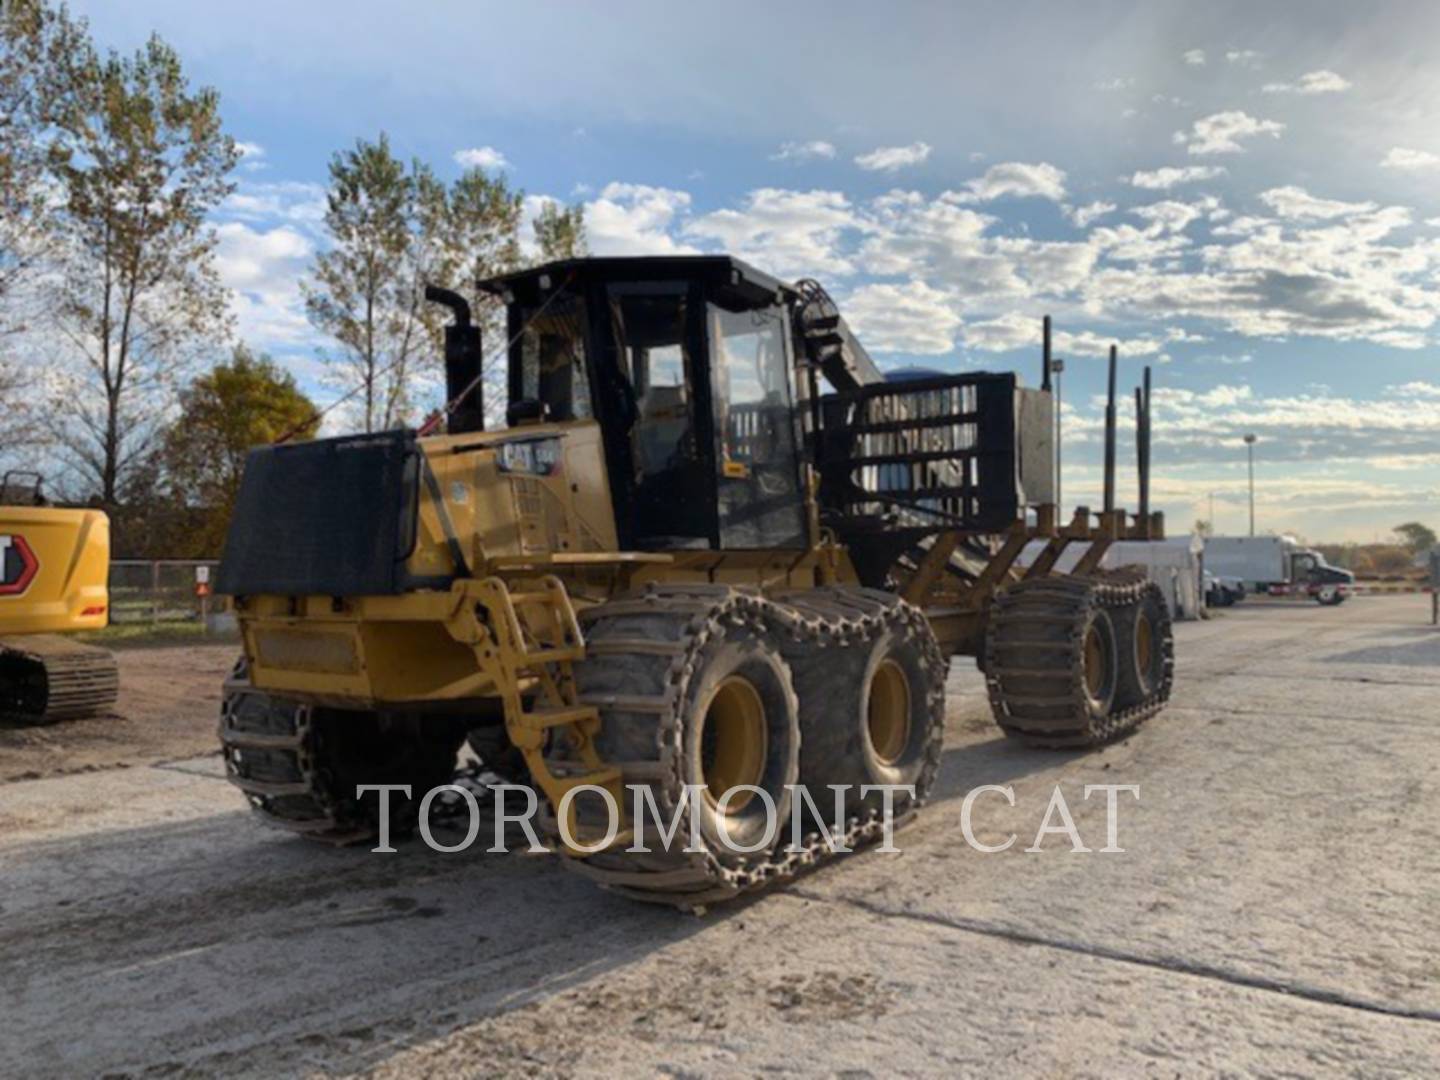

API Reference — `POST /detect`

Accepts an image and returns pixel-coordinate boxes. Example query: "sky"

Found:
[65,0,1440,542]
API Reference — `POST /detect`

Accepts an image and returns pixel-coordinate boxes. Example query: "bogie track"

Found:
[219,660,466,843]
[562,584,946,909]
[984,573,1173,748]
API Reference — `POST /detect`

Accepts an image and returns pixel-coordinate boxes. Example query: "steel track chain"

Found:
[983,571,1174,748]
[561,583,947,910]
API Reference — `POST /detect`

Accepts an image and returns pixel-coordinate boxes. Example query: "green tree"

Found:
[533,199,587,261]
[45,22,238,505]
[304,135,444,433]
[159,344,317,555]
[1393,521,1437,555]
[0,1,86,461]
[305,135,550,431]
[0,1,75,331]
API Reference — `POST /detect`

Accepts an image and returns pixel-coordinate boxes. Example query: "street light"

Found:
[1243,434,1257,536]
[1051,357,1065,510]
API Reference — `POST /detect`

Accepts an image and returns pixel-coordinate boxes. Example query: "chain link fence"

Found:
[109,560,223,626]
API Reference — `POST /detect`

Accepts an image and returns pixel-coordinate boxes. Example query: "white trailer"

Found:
[1017,536,1204,619]
[1203,535,1353,605]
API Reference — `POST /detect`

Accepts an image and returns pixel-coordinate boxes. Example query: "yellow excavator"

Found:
[217,256,1172,909]
[0,472,119,723]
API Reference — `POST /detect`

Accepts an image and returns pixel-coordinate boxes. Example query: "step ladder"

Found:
[465,575,632,852]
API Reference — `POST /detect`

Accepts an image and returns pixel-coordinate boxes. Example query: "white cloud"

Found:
[1257,186,1376,220]
[1129,165,1228,190]
[960,312,1175,358]
[234,141,267,172]
[771,140,837,163]
[215,222,315,347]
[854,142,932,172]
[1388,381,1440,400]
[1094,77,1134,91]
[1066,201,1116,228]
[686,188,862,277]
[453,146,510,170]
[221,181,328,231]
[1224,49,1264,67]
[1173,111,1284,155]
[1380,147,1440,171]
[842,280,962,354]
[1261,70,1352,95]
[1183,49,1206,66]
[583,182,697,255]
[954,161,1067,203]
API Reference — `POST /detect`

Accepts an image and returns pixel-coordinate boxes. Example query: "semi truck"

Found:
[1203,535,1353,605]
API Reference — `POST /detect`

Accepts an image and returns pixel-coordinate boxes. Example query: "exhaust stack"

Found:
[425,285,485,434]
[1102,344,1117,514]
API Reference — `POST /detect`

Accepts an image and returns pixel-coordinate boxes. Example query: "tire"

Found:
[570,587,800,884]
[221,659,466,841]
[1112,581,1172,711]
[678,627,800,862]
[782,591,946,829]
[984,577,1124,747]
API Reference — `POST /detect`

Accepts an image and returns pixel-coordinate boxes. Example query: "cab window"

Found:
[515,295,592,421]
[709,303,806,548]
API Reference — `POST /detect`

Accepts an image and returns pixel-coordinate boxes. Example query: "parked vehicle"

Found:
[1203,535,1353,605]
[1204,570,1246,607]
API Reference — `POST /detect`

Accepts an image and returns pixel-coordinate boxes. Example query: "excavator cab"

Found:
[483,256,808,552]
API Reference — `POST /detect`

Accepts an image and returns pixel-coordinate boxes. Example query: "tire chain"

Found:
[561,583,947,910]
[219,659,377,844]
[983,571,1174,749]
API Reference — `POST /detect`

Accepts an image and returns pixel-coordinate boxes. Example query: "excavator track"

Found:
[560,584,946,910]
[983,573,1173,748]
[218,661,463,844]
[0,634,119,724]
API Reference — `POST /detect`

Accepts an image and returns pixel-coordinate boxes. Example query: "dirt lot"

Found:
[1,596,1438,1076]
[0,642,238,784]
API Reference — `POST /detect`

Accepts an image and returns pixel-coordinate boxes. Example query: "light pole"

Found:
[1208,491,1216,533]
[1051,357,1065,510]
[1243,434,1257,536]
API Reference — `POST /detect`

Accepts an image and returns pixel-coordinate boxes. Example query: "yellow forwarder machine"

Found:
[218,256,1171,908]
[0,473,119,723]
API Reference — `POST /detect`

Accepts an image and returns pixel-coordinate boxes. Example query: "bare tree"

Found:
[44,26,238,504]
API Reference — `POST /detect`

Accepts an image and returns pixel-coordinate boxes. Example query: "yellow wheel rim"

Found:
[700,675,767,812]
[867,659,911,766]
[1136,611,1154,675]
[1083,624,1107,699]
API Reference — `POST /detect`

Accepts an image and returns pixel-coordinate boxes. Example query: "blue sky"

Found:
[70,0,1440,542]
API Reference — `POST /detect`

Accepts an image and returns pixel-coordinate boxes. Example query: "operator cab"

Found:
[481,256,808,552]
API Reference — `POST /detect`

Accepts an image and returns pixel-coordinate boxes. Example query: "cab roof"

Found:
[477,255,795,309]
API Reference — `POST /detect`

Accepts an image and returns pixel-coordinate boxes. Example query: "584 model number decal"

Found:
[0,534,40,596]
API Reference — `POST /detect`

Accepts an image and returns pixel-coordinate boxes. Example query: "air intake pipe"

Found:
[425,285,484,434]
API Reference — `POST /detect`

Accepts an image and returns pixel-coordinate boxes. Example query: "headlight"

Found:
[497,437,562,477]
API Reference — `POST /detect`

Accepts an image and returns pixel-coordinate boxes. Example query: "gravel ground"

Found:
[0,595,1437,1077]
[0,643,238,784]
